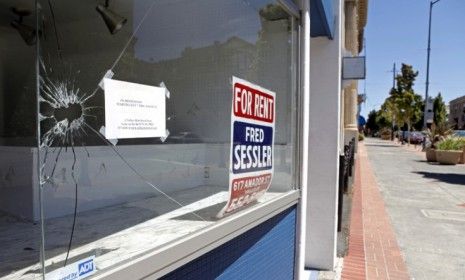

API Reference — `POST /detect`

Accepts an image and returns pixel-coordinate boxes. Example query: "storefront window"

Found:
[1,0,299,278]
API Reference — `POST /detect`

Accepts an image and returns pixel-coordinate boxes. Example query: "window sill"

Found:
[93,190,300,280]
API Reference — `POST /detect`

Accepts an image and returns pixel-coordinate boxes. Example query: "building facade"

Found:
[0,0,367,279]
[449,95,465,129]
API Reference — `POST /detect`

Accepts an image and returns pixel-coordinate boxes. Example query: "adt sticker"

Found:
[46,256,96,280]
[78,259,94,277]
[218,77,275,217]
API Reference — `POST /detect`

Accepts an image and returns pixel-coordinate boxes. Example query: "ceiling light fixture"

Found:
[96,0,127,35]
[10,7,38,46]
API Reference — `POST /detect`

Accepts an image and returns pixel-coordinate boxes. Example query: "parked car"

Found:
[453,130,465,137]
[410,131,425,144]
[399,131,424,144]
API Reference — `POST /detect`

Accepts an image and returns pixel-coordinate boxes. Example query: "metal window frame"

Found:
[278,0,301,19]
[17,2,306,279]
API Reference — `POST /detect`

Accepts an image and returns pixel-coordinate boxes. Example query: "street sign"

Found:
[342,56,366,80]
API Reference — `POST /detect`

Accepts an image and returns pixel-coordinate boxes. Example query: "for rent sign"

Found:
[218,77,275,217]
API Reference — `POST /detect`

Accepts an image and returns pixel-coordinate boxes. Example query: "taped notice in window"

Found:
[104,78,166,139]
[218,77,275,218]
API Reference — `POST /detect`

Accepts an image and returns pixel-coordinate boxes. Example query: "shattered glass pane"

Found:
[0,1,42,279]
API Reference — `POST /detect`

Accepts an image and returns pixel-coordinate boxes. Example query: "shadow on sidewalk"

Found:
[413,160,440,165]
[364,144,400,148]
[413,171,465,186]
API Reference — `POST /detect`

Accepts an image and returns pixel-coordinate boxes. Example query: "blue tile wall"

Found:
[160,206,297,280]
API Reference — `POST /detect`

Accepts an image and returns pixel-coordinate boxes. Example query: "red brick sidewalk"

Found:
[342,144,410,280]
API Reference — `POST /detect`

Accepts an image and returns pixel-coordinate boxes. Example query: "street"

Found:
[364,137,465,279]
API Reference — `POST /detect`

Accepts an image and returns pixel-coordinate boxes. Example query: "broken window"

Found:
[0,0,299,278]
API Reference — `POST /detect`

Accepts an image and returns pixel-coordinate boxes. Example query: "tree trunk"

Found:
[407,121,411,146]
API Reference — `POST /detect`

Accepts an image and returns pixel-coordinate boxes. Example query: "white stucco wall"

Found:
[305,0,342,270]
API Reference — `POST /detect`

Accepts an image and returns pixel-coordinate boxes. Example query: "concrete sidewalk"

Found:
[365,138,465,279]
[343,138,465,280]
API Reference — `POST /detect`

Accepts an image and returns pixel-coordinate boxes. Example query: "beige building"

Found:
[449,95,465,129]
[342,0,368,145]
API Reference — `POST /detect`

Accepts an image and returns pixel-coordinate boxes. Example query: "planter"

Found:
[380,134,391,140]
[425,148,436,162]
[460,148,465,164]
[435,150,462,165]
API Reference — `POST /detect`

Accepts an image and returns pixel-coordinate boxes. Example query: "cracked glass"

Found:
[0,0,299,279]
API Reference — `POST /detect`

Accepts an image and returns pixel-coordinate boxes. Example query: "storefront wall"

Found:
[160,206,297,280]
[0,0,303,279]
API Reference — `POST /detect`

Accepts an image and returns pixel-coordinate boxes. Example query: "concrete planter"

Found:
[425,147,436,162]
[459,148,465,164]
[435,150,462,165]
[380,134,390,140]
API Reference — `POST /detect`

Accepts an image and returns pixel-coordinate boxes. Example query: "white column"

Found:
[296,0,311,277]
[305,0,342,270]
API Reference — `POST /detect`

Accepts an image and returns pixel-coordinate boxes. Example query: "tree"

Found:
[378,95,397,128]
[413,102,425,131]
[375,111,391,129]
[433,92,447,125]
[390,64,423,144]
[365,110,379,135]
[395,64,418,92]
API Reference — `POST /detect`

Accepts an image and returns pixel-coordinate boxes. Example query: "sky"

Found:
[359,0,465,118]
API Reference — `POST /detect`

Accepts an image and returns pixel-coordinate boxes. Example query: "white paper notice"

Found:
[104,78,166,139]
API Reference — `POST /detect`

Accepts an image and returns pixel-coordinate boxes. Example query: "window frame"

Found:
[30,0,304,278]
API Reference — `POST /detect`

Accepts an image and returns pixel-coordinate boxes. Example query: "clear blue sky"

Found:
[360,0,465,118]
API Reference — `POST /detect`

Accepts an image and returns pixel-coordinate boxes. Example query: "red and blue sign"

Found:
[232,121,273,174]
[218,77,275,217]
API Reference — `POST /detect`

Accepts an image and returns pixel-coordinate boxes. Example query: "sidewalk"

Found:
[362,138,465,279]
[392,140,424,156]
[341,143,410,280]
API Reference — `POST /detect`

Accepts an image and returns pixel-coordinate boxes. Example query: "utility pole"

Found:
[424,0,442,128]
[392,63,396,89]
[390,63,396,140]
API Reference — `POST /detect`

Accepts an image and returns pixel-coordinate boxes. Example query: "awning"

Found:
[310,0,334,39]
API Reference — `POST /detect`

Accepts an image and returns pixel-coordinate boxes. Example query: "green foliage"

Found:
[379,127,392,139]
[433,92,447,125]
[378,64,423,144]
[413,102,425,131]
[395,64,418,92]
[437,137,465,151]
[457,137,465,149]
[375,111,391,128]
[378,96,396,127]
[424,122,453,149]
[365,110,379,132]
[369,64,424,137]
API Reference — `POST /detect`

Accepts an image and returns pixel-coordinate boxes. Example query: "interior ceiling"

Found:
[0,0,135,27]
[0,0,33,27]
